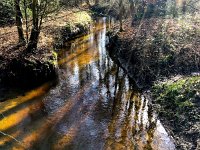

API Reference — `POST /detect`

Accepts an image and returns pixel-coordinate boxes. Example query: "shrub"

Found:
[0,0,15,26]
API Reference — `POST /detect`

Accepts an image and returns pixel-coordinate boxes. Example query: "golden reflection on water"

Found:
[0,83,51,149]
[0,83,51,132]
[0,83,50,114]
[0,130,21,146]
[0,104,37,131]
[0,17,175,150]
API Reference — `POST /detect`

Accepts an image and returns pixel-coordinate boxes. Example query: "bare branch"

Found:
[0,130,25,148]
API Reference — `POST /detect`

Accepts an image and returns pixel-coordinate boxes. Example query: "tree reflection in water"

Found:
[0,17,175,150]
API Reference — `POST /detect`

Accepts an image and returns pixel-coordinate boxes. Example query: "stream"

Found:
[0,18,175,150]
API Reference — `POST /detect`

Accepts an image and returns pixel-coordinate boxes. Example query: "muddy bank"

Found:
[0,10,93,88]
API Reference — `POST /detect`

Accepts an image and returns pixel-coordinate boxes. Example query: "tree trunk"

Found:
[15,0,25,44]
[26,29,40,51]
[182,1,187,14]
[26,0,40,52]
[95,0,99,5]
[119,0,124,32]
[119,18,123,32]
[129,1,135,26]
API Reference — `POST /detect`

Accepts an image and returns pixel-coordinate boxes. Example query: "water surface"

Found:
[0,18,175,150]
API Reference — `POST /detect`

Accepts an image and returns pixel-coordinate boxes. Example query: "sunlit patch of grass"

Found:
[65,11,92,34]
[74,11,92,25]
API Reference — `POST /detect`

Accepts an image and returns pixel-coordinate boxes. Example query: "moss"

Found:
[152,76,200,122]
[46,51,58,67]
[64,11,92,35]
[73,11,92,24]
[152,76,200,149]
[55,11,92,48]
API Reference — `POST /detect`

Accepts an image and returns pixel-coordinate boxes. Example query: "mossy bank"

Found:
[152,76,200,150]
[54,11,92,48]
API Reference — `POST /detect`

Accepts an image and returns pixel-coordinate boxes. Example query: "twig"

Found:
[0,130,25,148]
[0,113,5,118]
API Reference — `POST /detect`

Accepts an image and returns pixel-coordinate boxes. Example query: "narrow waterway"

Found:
[0,18,175,150]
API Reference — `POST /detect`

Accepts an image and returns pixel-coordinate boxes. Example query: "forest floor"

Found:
[0,8,91,61]
[108,15,200,149]
[0,8,92,87]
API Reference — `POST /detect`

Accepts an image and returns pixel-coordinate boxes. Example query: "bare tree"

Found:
[15,0,25,44]
[119,0,125,31]
[14,0,59,52]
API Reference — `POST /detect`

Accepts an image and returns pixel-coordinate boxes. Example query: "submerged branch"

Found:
[0,113,5,118]
[0,130,25,148]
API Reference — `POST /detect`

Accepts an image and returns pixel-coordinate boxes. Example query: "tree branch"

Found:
[0,130,25,148]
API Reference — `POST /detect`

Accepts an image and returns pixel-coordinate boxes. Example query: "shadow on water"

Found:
[0,17,175,150]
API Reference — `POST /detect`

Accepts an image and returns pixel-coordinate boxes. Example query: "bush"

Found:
[0,0,15,26]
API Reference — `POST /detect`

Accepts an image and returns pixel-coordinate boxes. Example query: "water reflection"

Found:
[0,17,175,150]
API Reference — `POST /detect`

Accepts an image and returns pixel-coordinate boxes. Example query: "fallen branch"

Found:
[0,113,5,118]
[0,130,25,148]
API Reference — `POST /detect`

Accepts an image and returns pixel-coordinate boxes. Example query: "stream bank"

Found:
[0,48,58,88]
[107,16,200,149]
[152,76,200,150]
[107,17,200,86]
[0,9,92,88]
[54,11,92,48]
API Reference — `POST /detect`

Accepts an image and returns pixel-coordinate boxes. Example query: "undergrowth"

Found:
[152,76,200,121]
